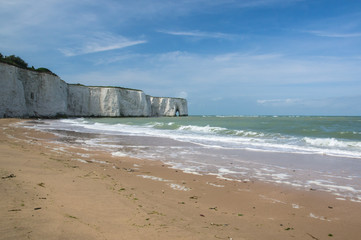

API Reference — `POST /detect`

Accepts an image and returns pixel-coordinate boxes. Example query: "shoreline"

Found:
[1,119,361,239]
[27,118,361,203]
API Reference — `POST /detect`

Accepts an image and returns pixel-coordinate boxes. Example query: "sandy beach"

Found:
[1,119,361,240]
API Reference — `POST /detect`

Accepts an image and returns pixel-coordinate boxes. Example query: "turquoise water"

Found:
[31,116,361,202]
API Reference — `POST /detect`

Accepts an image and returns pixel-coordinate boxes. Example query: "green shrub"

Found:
[37,68,57,76]
[36,67,52,74]
[0,52,57,76]
[3,55,28,68]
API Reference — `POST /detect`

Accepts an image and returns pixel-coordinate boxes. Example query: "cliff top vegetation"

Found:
[0,52,57,76]
[69,83,142,92]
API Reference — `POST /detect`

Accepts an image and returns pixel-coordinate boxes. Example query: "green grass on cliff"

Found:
[69,83,142,92]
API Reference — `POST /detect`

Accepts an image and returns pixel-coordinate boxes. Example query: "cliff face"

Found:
[0,64,27,117]
[20,70,68,117]
[150,97,188,117]
[0,63,188,118]
[68,85,152,117]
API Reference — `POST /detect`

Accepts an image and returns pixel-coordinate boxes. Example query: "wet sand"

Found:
[1,119,361,239]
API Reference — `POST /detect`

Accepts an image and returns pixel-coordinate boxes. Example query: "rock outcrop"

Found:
[0,62,188,118]
[150,97,188,117]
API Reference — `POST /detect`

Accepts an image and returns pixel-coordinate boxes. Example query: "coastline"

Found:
[1,119,361,239]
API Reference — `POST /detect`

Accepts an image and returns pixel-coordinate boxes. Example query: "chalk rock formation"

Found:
[0,64,27,117]
[68,85,152,117]
[0,63,67,117]
[0,62,188,118]
[150,97,188,117]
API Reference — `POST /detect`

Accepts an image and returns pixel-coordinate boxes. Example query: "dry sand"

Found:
[1,119,361,240]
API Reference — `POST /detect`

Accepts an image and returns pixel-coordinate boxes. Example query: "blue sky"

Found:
[1,0,361,116]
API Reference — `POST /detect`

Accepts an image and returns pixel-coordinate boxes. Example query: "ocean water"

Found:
[29,116,361,202]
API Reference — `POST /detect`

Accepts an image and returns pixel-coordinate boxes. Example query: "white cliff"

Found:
[0,62,188,118]
[0,63,27,117]
[1,63,68,117]
[150,97,188,117]
[67,84,91,116]
[20,69,68,117]
[68,86,152,117]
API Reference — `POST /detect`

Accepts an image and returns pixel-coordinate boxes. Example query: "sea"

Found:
[28,115,361,202]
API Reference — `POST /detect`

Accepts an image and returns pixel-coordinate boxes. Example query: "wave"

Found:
[53,118,361,159]
[148,122,267,138]
[303,137,361,150]
[178,124,227,133]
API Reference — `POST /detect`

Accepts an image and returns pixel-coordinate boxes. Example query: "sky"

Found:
[1,0,361,116]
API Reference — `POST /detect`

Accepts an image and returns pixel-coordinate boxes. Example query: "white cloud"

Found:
[146,51,361,88]
[257,98,301,106]
[212,97,223,101]
[256,96,361,114]
[230,0,303,8]
[306,30,361,38]
[59,33,146,56]
[62,50,361,102]
[0,0,301,53]
[158,30,235,39]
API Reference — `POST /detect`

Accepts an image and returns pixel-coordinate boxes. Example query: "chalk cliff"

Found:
[67,85,152,117]
[0,62,188,118]
[150,97,188,117]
